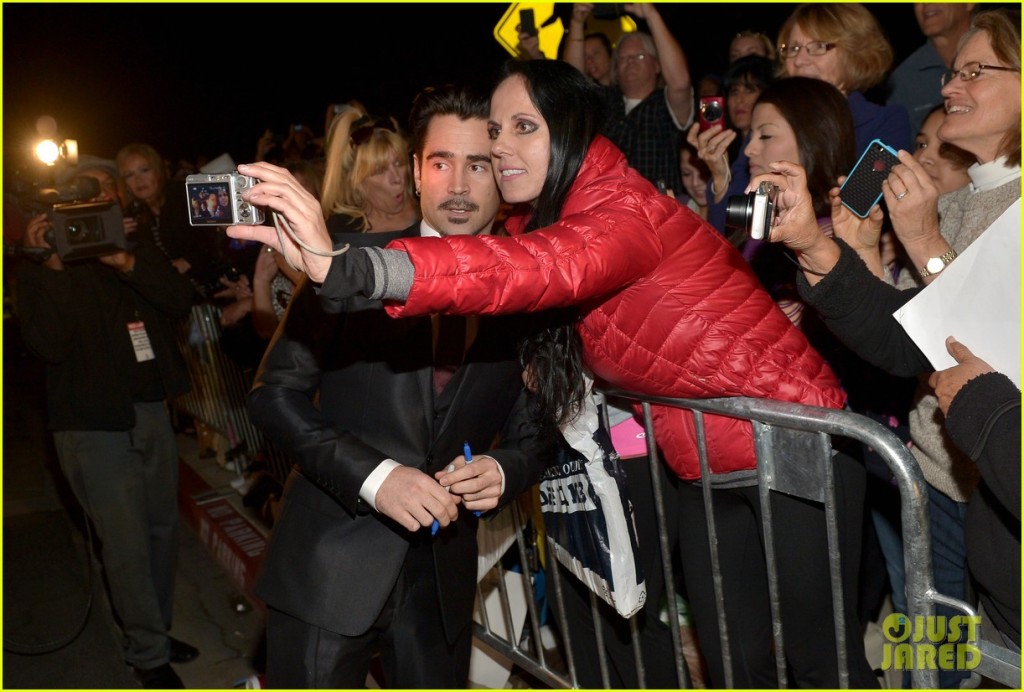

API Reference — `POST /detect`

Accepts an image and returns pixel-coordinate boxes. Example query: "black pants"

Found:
[265,540,471,688]
[676,451,879,689]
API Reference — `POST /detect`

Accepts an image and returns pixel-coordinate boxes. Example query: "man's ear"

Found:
[412,154,422,195]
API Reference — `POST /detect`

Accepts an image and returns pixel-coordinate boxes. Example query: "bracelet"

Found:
[785,252,829,277]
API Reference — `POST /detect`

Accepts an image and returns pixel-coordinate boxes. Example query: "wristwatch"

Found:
[920,249,958,277]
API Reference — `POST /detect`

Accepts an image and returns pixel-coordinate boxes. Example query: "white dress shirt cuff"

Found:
[492,457,507,497]
[359,459,401,511]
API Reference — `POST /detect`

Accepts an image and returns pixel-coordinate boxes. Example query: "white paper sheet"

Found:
[893,198,1021,388]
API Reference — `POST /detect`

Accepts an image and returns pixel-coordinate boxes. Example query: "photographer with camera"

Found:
[14,157,200,689]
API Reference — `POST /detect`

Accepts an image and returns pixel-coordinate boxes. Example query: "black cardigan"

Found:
[797,239,1020,647]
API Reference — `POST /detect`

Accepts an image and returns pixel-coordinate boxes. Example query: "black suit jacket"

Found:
[249,227,546,643]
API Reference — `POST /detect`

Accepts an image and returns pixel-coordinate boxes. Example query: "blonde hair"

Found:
[115,142,168,208]
[777,4,893,93]
[731,30,776,61]
[320,109,414,232]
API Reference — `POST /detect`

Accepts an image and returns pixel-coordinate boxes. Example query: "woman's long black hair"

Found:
[491,59,606,426]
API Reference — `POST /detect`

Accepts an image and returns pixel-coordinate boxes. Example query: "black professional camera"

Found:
[725,181,779,241]
[47,199,125,261]
[6,176,126,262]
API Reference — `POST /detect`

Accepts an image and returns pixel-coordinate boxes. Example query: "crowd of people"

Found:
[6,3,1018,689]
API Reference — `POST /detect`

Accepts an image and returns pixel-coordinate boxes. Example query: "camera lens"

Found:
[724,193,754,232]
[65,216,101,245]
[701,101,722,122]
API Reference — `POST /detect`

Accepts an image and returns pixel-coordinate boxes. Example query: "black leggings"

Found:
[676,451,879,688]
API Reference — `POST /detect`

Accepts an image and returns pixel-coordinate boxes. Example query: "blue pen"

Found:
[431,442,475,535]
[464,442,482,518]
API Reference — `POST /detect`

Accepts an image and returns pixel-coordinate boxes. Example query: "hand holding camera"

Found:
[122,215,139,236]
[686,121,735,204]
[96,248,135,274]
[744,161,843,281]
[222,162,340,284]
[878,149,942,253]
[22,213,63,270]
[829,182,886,258]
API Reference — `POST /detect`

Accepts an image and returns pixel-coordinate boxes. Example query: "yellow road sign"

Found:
[494,3,562,59]
[494,3,637,60]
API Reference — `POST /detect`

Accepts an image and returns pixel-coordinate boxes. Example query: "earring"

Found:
[415,189,421,197]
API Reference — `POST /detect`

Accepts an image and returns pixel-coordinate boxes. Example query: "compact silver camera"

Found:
[185,173,265,226]
[725,181,779,241]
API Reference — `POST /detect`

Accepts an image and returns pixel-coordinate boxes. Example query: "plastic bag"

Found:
[538,389,646,618]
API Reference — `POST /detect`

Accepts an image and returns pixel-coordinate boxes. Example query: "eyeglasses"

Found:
[619,52,650,66]
[940,61,1021,87]
[779,41,836,59]
[350,117,397,147]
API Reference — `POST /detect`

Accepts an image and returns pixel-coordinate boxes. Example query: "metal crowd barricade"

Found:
[472,391,1020,689]
[170,303,294,484]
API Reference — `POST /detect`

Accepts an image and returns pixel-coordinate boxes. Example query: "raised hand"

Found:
[750,160,842,282]
[687,122,736,203]
[571,3,593,22]
[225,161,337,283]
[882,150,942,251]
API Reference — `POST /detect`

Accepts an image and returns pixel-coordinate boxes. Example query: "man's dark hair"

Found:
[408,82,490,159]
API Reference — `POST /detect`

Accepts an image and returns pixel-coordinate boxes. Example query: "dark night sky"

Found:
[3,2,951,173]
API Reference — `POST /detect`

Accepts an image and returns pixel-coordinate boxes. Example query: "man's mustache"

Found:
[438,197,479,212]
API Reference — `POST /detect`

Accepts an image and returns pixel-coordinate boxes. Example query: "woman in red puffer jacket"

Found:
[229,59,875,688]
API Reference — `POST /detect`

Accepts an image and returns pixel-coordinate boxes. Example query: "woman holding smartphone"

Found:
[758,10,1022,674]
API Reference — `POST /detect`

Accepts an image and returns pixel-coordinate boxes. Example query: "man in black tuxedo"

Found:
[248,83,547,688]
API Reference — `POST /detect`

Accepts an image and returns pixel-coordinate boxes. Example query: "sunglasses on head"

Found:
[350,117,397,147]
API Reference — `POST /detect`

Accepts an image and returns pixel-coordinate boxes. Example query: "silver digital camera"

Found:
[725,181,779,241]
[185,173,265,226]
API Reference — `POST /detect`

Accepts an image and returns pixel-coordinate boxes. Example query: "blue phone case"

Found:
[839,139,900,218]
